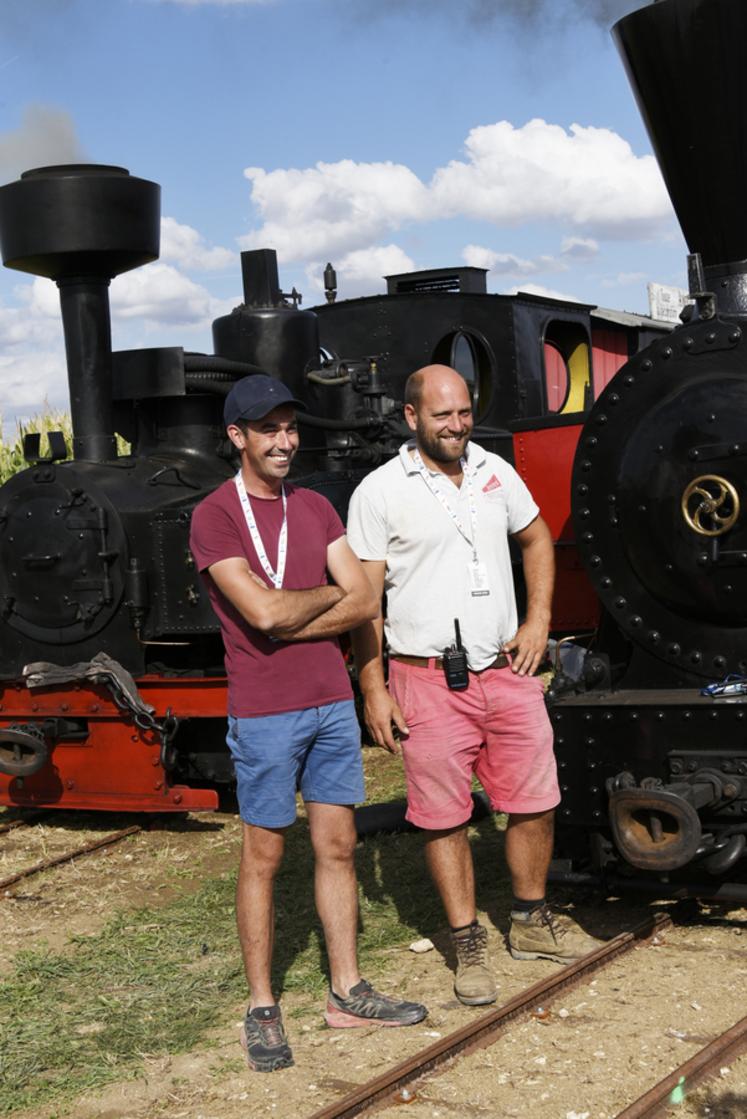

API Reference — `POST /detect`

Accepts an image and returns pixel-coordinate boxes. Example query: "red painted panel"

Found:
[513,425,582,539]
[513,425,599,631]
[0,677,227,812]
[544,342,568,412]
[591,327,628,397]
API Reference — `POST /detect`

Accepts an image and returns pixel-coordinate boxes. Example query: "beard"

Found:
[415,419,471,463]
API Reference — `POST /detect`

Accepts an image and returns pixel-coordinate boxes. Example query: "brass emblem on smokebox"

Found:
[681,475,740,536]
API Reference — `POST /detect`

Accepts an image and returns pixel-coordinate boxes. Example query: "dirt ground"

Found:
[2,784,747,1119]
[0,811,240,973]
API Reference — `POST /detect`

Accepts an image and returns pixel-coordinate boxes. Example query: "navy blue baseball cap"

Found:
[223,374,304,427]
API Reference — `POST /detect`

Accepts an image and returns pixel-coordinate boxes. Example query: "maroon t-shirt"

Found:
[189,479,353,717]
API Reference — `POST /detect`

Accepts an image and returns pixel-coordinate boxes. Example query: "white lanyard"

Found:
[412,448,479,562]
[234,472,288,589]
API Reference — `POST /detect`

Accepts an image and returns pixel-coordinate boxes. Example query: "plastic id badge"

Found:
[468,559,490,597]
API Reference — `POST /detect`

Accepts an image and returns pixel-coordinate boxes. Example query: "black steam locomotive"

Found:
[550,0,747,899]
[0,167,654,815]
[1,0,746,896]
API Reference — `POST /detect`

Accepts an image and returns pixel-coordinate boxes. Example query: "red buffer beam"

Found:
[0,675,227,813]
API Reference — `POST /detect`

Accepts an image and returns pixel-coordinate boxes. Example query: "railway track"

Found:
[307,910,747,1119]
[0,811,47,836]
[616,1013,747,1117]
[0,817,152,893]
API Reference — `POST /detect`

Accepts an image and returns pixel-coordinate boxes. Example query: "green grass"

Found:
[0,874,241,1114]
[0,801,509,1115]
[0,659,507,1115]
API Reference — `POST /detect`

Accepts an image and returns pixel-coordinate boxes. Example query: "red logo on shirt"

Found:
[482,474,502,493]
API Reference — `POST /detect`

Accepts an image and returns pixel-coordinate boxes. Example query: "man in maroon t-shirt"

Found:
[190,374,427,1073]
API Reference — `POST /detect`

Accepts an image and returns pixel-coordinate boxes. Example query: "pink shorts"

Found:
[388,660,559,830]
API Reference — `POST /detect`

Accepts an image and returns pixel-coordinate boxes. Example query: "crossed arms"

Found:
[208,514,553,748]
[207,535,378,641]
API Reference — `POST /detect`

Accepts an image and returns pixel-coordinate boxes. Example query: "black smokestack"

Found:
[614,0,747,282]
[0,164,160,461]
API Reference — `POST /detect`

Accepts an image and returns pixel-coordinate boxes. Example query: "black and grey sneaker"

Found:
[325,979,427,1028]
[240,1005,294,1072]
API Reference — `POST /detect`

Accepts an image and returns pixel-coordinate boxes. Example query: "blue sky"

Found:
[0,0,686,431]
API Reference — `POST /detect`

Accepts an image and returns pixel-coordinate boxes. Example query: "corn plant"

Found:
[0,407,130,484]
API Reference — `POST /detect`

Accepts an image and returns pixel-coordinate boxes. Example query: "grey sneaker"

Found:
[240,1005,294,1072]
[509,904,604,964]
[452,922,497,1006]
[325,979,427,1028]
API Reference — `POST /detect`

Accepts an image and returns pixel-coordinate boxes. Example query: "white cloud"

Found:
[0,283,65,423]
[608,270,647,286]
[7,267,222,338]
[561,235,598,260]
[242,119,670,265]
[160,217,236,271]
[461,244,500,271]
[0,104,85,184]
[462,243,567,277]
[20,277,60,318]
[432,120,668,236]
[110,262,223,328]
[306,243,415,300]
[0,351,68,421]
[504,281,583,303]
[242,160,431,261]
[0,262,237,424]
[0,282,61,348]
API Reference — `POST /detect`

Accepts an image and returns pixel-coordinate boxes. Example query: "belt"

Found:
[390,653,510,672]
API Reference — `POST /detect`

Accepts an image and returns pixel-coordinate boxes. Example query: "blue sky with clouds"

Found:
[0,0,687,430]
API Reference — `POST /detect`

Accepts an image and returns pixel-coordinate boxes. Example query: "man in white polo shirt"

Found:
[348,364,600,1007]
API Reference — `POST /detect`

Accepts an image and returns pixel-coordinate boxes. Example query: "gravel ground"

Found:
[2,784,747,1119]
[49,905,747,1119]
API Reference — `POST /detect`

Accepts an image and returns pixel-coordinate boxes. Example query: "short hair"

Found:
[404,370,424,409]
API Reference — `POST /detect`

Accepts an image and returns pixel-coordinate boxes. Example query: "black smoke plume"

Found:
[344,0,642,31]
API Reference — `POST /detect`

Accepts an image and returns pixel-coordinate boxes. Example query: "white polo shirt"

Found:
[347,440,539,671]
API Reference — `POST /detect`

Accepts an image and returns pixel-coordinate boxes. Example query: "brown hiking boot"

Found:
[509,904,604,964]
[451,922,497,1005]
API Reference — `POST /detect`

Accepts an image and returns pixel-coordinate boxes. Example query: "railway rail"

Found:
[0,811,47,836]
[0,819,149,893]
[307,909,747,1119]
[308,913,670,1119]
[615,1013,747,1117]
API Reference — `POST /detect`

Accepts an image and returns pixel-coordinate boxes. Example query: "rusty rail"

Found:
[0,812,46,836]
[0,824,143,892]
[308,911,672,1119]
[615,1013,747,1118]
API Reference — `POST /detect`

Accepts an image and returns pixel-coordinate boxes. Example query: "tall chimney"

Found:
[613,0,747,311]
[0,164,160,460]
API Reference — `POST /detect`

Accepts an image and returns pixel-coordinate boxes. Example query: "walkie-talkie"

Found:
[442,619,469,690]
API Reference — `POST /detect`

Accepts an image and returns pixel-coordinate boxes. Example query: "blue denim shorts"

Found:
[226,699,365,827]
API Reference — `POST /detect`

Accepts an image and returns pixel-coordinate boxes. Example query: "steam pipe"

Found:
[57,277,117,461]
